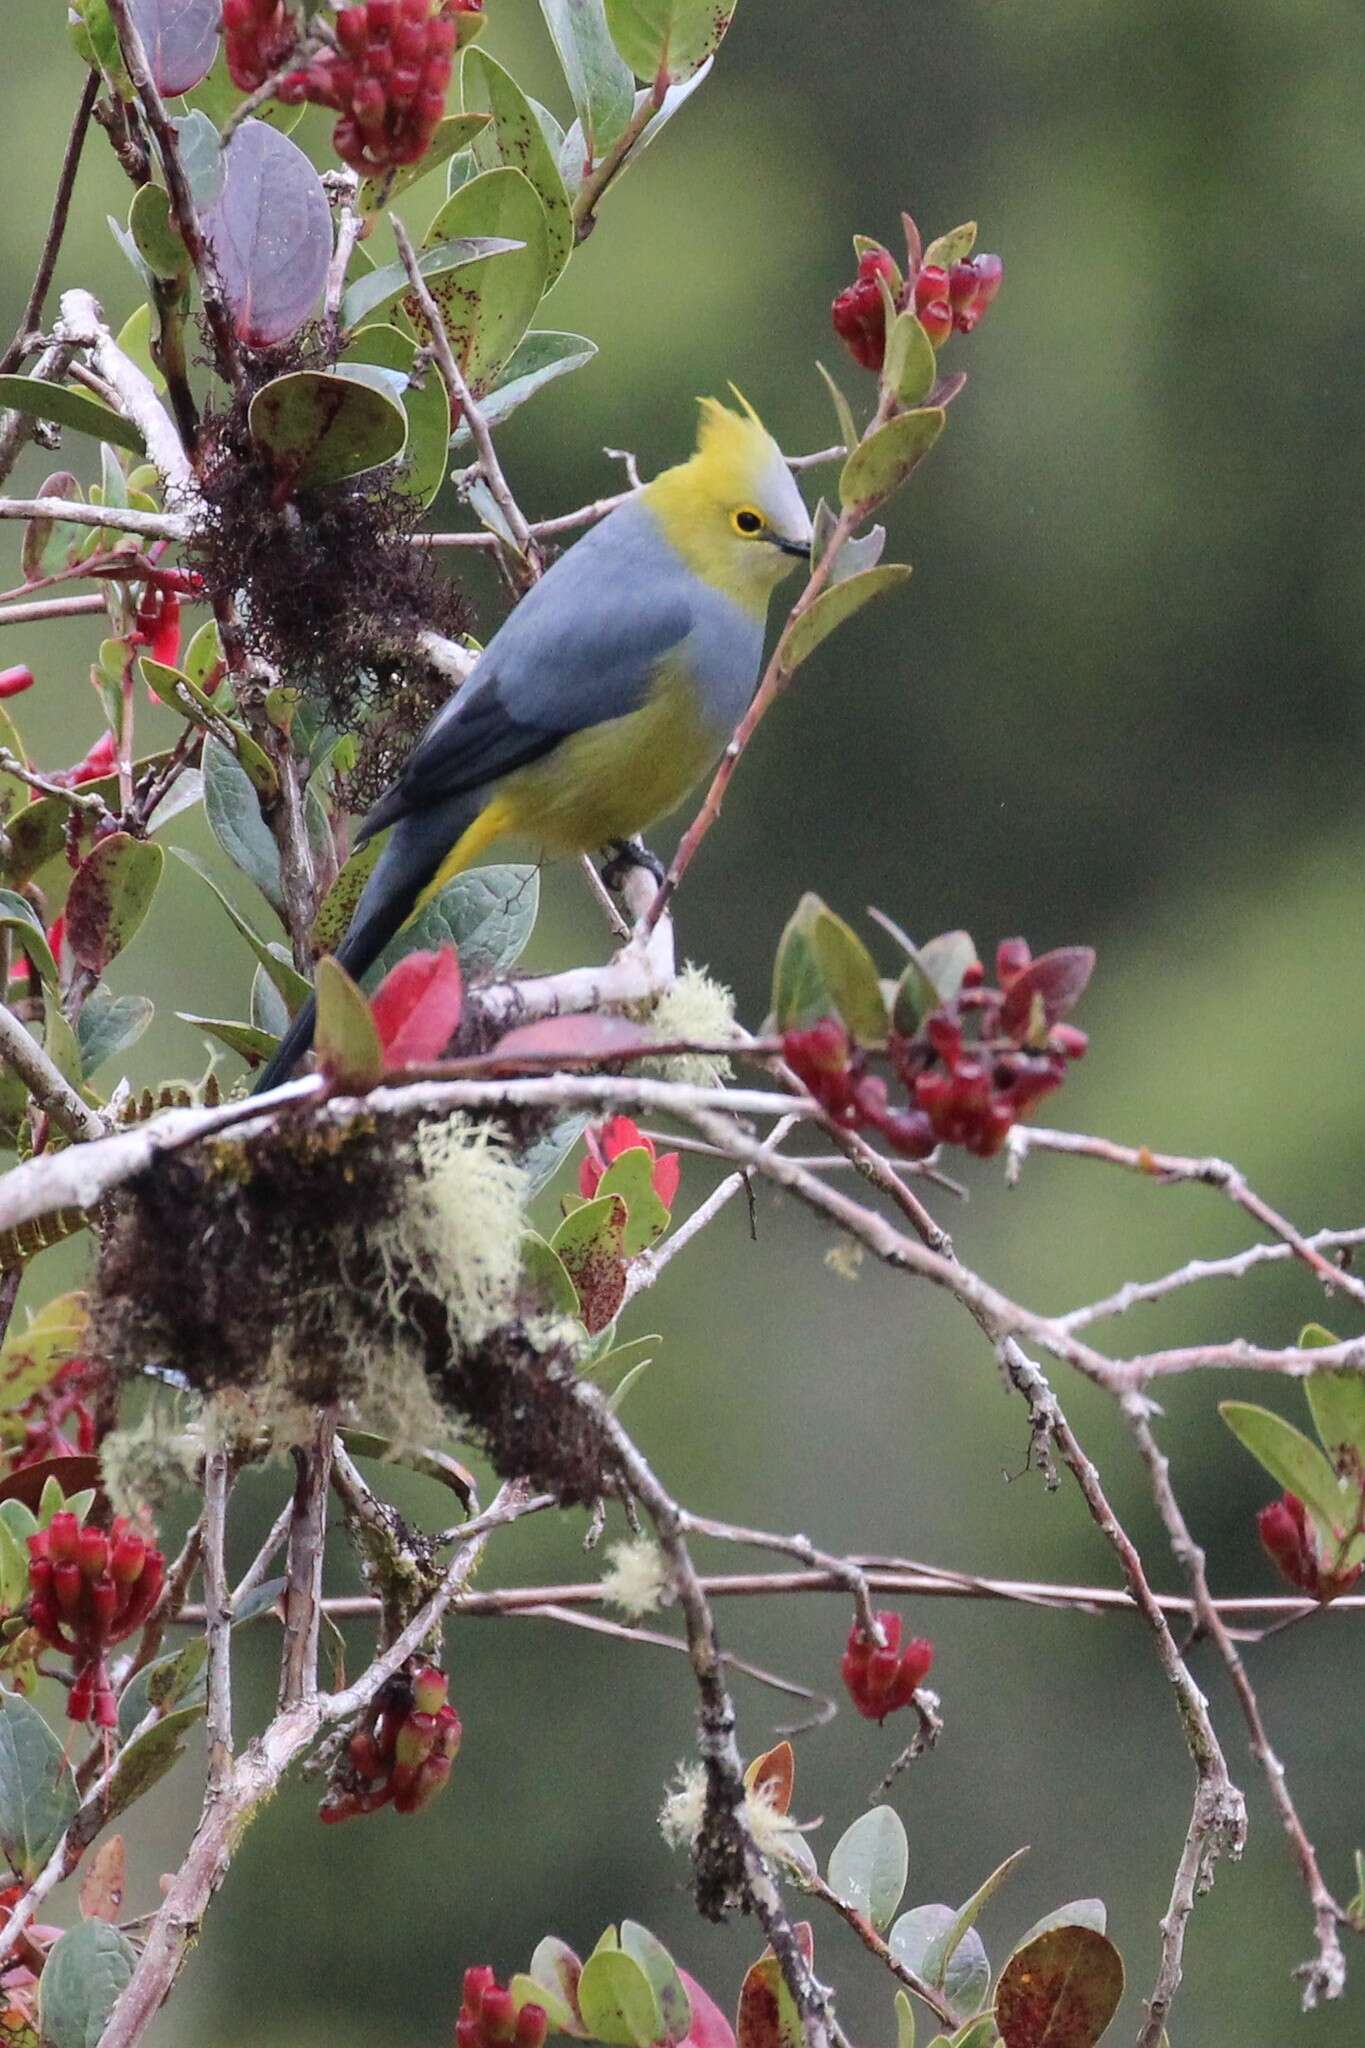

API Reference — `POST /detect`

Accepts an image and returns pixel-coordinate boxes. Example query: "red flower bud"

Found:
[916,298,952,348]
[0,666,35,699]
[912,264,949,311]
[841,1609,934,1722]
[972,252,1004,307]
[48,1512,81,1565]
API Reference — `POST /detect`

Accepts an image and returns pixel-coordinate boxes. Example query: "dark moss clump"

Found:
[185,362,471,759]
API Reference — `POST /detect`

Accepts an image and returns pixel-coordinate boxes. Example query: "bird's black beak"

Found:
[775,537,812,560]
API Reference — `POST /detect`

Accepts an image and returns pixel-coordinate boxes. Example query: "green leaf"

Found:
[596,1148,671,1256]
[841,409,946,511]
[174,106,227,209]
[936,1847,1029,1977]
[814,360,858,460]
[312,837,385,958]
[252,963,289,1037]
[174,850,311,1015]
[522,1935,588,2037]
[128,181,188,282]
[771,892,836,1033]
[453,330,598,439]
[889,1907,990,2021]
[0,376,145,457]
[993,1925,1122,2048]
[784,565,913,675]
[358,112,491,212]
[1301,1352,1365,1468]
[895,1990,916,2048]
[1012,1901,1106,1953]
[619,1923,691,2044]
[369,863,539,983]
[948,2023,998,2048]
[417,170,550,397]
[177,1014,279,1064]
[805,902,889,1045]
[1219,1401,1353,1545]
[512,1972,582,2037]
[201,736,288,912]
[923,222,977,270]
[117,1636,208,1744]
[65,834,163,974]
[314,957,383,1091]
[345,326,451,509]
[883,312,938,406]
[0,753,175,889]
[98,1702,205,1830]
[918,931,979,1002]
[811,497,885,586]
[77,988,154,1078]
[0,889,58,989]
[551,1193,628,1336]
[248,368,408,492]
[603,0,737,83]
[540,0,634,157]
[37,1919,138,2048]
[0,1689,78,1880]
[182,618,225,693]
[522,1230,583,1319]
[464,48,574,283]
[577,1948,664,2048]
[828,1806,909,1930]
[340,232,525,334]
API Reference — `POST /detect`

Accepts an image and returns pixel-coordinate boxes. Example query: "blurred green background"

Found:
[3,0,1364,2042]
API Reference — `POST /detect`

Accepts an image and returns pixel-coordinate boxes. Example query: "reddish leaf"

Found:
[652,1151,681,1208]
[494,1014,656,1064]
[995,1925,1124,2048]
[129,0,221,94]
[999,948,1096,1041]
[735,1928,813,2048]
[744,1740,795,1816]
[0,1455,102,1512]
[203,121,331,348]
[677,1973,736,2048]
[371,947,463,1065]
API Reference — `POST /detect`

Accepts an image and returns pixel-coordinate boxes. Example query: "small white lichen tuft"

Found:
[658,1761,707,1847]
[635,963,738,1088]
[599,1535,671,1619]
[100,1394,202,1518]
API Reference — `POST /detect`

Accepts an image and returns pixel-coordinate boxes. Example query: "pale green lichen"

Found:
[599,1534,670,1619]
[633,963,738,1088]
[99,1393,202,1518]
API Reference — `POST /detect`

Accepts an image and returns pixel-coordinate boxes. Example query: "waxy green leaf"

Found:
[783,564,912,674]
[0,376,144,457]
[314,957,383,1092]
[464,48,574,281]
[827,1805,909,1930]
[65,833,163,974]
[345,326,451,508]
[1220,1401,1353,1547]
[0,1689,78,1880]
[38,1919,138,2048]
[417,170,550,396]
[453,330,599,439]
[840,408,946,511]
[603,0,737,83]
[249,367,408,492]
[540,0,634,158]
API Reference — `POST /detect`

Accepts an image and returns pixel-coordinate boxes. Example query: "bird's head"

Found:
[644,396,814,615]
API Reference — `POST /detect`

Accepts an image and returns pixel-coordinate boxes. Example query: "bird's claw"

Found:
[601,838,666,892]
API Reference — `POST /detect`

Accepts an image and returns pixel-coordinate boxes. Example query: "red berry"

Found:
[0,665,35,698]
[912,264,948,311]
[917,298,952,348]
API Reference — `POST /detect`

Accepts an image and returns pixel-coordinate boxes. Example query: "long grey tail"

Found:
[250,809,458,1096]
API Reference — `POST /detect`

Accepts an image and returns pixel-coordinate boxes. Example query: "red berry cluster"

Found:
[279,0,478,175]
[841,1610,934,1723]
[784,939,1092,1162]
[26,1512,165,1726]
[831,224,1003,374]
[1258,1491,1362,1603]
[458,1968,549,2048]
[8,1358,99,1472]
[320,1661,462,1821]
[223,0,301,92]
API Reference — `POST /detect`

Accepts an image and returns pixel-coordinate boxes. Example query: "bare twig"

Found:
[1059,1227,1365,1334]
[0,592,107,626]
[278,1416,335,1710]
[801,1868,958,2029]
[0,496,188,542]
[203,1448,233,1792]
[0,71,100,376]
[0,1001,107,1143]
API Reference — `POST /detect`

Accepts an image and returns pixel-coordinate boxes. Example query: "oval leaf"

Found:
[1219,1402,1351,1545]
[66,833,163,974]
[0,375,144,458]
[371,946,464,1064]
[203,120,331,347]
[620,1923,691,2045]
[494,1013,651,1065]
[676,1971,735,2048]
[840,409,946,512]
[1013,1901,1107,1953]
[604,0,737,83]
[784,565,912,674]
[827,1806,909,1931]
[889,1907,989,2021]
[453,329,599,438]
[346,325,451,507]
[129,0,221,93]
[417,169,550,397]
[38,1919,138,2048]
[998,950,1095,1040]
[540,0,634,157]
[577,1948,663,2048]
[249,368,408,492]
[808,903,889,1045]
[465,47,574,281]
[0,1689,78,1881]
[735,1931,812,2048]
[552,1192,628,1334]
[338,232,523,333]
[315,957,384,1092]
[994,1925,1123,2048]
[1304,1365,1365,1469]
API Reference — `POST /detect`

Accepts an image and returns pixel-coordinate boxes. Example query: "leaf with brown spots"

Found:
[552,1193,627,1335]
[66,833,164,975]
[735,1926,813,2048]
[994,1925,1123,2048]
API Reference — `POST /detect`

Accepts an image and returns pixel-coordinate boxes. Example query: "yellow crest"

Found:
[692,394,780,495]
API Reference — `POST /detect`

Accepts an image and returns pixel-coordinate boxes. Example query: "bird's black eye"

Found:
[732,506,764,536]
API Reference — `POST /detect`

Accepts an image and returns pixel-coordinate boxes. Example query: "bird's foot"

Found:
[600,837,666,892]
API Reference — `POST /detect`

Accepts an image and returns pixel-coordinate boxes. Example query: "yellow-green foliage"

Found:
[634,962,738,1087]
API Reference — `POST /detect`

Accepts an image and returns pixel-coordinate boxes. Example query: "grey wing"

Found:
[363,503,694,836]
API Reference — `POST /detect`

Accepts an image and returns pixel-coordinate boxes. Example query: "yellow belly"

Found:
[418,660,717,905]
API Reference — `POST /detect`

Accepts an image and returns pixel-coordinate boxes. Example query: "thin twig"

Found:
[0,71,100,376]
[0,496,188,542]
[0,1001,107,1142]
[801,1869,958,2029]
[203,1448,233,1792]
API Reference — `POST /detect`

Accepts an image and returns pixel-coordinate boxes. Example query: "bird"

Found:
[252,396,813,1092]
